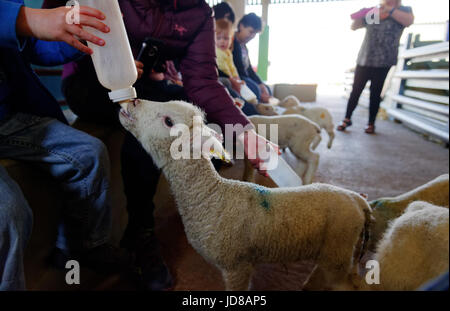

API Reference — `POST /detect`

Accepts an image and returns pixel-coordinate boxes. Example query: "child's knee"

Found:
[0,191,33,240]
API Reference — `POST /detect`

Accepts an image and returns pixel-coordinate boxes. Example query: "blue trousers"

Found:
[242,77,272,101]
[0,113,112,290]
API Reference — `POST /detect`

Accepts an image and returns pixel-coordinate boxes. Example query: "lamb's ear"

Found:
[201,126,232,163]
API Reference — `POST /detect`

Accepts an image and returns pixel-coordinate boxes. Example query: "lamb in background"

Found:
[256,103,278,116]
[281,96,335,149]
[354,201,449,291]
[244,115,321,185]
[119,99,373,291]
[369,174,449,250]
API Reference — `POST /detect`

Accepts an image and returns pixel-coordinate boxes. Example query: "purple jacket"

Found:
[44,0,250,132]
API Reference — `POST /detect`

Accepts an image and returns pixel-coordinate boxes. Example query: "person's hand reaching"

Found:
[16,6,109,55]
[230,77,244,93]
[259,84,271,103]
[238,129,281,177]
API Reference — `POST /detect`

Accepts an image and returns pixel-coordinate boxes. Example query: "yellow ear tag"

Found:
[209,147,231,163]
[320,113,326,119]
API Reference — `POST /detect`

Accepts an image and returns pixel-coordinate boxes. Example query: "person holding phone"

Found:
[0,0,132,291]
[338,0,414,134]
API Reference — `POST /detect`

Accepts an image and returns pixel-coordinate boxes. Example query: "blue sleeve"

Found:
[0,0,26,50]
[28,39,84,66]
[232,40,248,79]
[0,0,83,66]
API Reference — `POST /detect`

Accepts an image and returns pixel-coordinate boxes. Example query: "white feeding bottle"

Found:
[79,0,137,107]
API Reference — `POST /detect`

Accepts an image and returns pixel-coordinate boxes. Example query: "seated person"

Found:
[232,13,274,104]
[215,19,258,116]
[0,1,131,290]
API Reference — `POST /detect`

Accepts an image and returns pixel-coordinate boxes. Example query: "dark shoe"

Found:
[337,119,352,131]
[365,124,376,134]
[121,226,174,291]
[49,244,134,274]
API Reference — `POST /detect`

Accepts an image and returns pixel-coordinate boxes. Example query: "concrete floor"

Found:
[29,92,449,290]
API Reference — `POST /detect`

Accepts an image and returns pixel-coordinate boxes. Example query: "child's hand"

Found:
[230,77,242,93]
[16,6,110,55]
[260,86,271,103]
[238,129,281,177]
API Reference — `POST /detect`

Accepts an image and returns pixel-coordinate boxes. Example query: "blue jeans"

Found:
[0,113,112,290]
[218,77,258,116]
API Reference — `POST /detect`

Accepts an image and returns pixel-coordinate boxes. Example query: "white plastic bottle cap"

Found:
[108,87,137,103]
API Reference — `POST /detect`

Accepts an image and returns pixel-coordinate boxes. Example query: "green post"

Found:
[257,25,270,82]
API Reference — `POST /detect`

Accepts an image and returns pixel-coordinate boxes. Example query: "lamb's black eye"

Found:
[164,116,174,128]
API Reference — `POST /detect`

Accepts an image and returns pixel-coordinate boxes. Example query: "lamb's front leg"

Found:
[222,264,254,291]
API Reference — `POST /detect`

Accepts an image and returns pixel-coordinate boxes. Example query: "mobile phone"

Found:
[137,37,167,73]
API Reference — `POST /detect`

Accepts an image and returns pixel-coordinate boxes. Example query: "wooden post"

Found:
[226,0,246,26]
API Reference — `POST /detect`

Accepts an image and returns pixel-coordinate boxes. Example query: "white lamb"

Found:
[256,103,278,116]
[369,174,449,250]
[119,99,373,291]
[354,201,449,291]
[281,96,335,149]
[244,115,321,185]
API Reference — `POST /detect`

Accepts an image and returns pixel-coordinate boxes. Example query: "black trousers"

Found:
[62,69,187,229]
[345,65,391,125]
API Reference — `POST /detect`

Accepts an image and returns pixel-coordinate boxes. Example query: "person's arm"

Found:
[0,0,28,50]
[228,53,240,79]
[16,5,109,55]
[216,48,233,77]
[232,39,249,79]
[180,17,251,134]
[351,18,365,31]
[247,64,263,85]
[383,5,414,27]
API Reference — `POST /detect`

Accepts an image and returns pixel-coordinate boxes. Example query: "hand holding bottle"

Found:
[16,6,110,55]
[238,129,281,177]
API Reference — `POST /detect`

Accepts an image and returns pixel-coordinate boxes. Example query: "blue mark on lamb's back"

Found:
[253,185,271,211]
